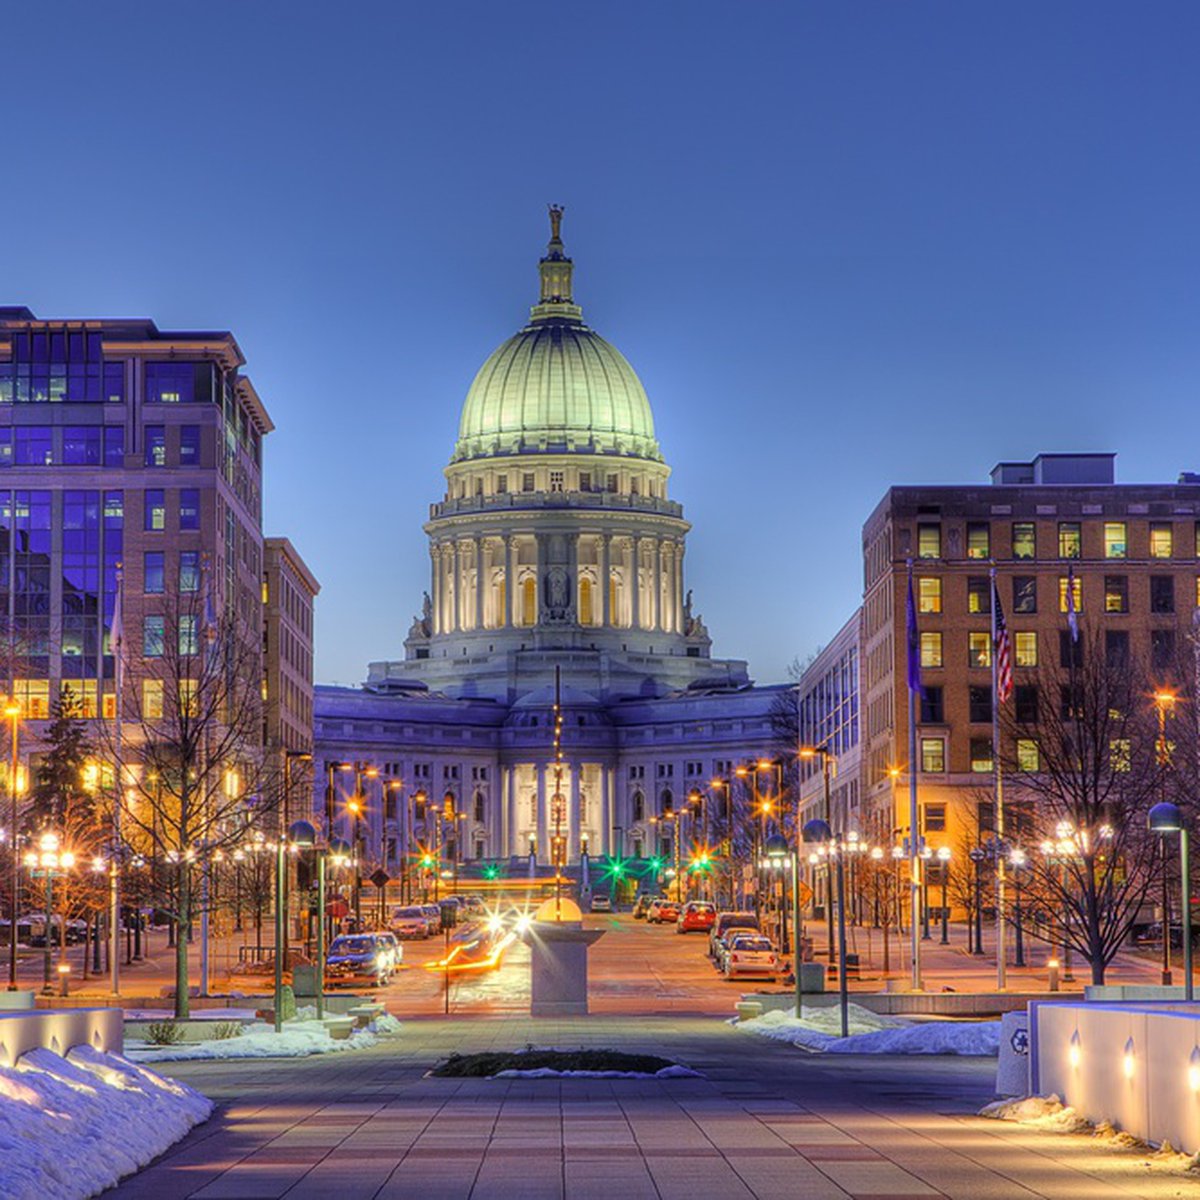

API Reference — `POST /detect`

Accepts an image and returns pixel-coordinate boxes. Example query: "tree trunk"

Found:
[174,864,191,1020]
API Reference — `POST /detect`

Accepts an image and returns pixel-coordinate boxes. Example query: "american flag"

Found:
[993,580,1013,704]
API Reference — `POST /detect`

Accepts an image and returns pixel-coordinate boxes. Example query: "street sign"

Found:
[797,881,813,906]
[369,868,390,890]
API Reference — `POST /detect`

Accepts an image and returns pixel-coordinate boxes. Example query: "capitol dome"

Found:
[452,208,661,464]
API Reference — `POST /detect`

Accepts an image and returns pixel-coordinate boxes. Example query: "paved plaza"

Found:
[110,1014,1196,1200]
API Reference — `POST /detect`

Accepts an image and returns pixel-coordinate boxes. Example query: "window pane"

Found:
[1150,522,1173,558]
[970,738,993,773]
[968,632,991,668]
[143,552,164,594]
[920,631,942,668]
[969,685,993,723]
[1017,739,1039,772]
[920,686,944,723]
[1058,576,1082,613]
[144,489,165,531]
[1012,576,1037,613]
[179,489,199,531]
[917,525,941,559]
[1150,575,1175,614]
[917,577,941,614]
[920,738,945,773]
[142,680,163,720]
[1012,523,1036,560]
[180,425,201,465]
[1014,631,1037,667]
[967,577,991,615]
[1104,575,1128,613]
[1058,523,1081,559]
[179,551,199,593]
[966,523,990,560]
[145,426,166,467]
[1103,522,1127,559]
[143,616,164,657]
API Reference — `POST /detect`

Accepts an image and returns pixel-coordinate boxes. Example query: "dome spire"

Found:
[532,203,582,324]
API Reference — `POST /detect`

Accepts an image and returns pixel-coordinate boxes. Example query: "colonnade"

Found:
[430,532,686,636]
[499,762,615,862]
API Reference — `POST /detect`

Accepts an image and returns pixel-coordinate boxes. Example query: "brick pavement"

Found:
[109,1016,1197,1199]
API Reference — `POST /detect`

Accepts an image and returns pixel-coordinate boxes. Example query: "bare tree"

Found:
[999,628,1164,984]
[98,580,277,1017]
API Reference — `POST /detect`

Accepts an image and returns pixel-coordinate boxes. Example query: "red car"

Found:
[676,901,716,933]
[646,898,680,924]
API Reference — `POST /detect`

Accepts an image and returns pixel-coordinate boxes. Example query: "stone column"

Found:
[630,537,641,630]
[569,764,581,862]
[430,544,441,635]
[599,534,610,628]
[534,534,544,626]
[600,766,611,856]
[536,766,549,861]
[505,535,516,628]
[649,538,661,631]
[674,543,685,632]
[502,767,513,857]
[475,539,485,630]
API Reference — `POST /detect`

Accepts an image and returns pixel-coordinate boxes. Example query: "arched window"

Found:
[579,576,593,626]
[632,790,645,822]
[609,573,619,625]
[521,576,536,626]
[473,791,485,823]
[660,788,673,815]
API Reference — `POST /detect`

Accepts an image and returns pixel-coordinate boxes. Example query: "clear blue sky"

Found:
[5,3,1200,685]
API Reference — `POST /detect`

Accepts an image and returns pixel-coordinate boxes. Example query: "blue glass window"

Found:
[144,552,164,594]
[103,427,123,467]
[179,489,199,531]
[179,550,200,593]
[144,489,165,531]
[179,425,201,465]
[145,362,195,404]
[104,362,125,403]
[63,427,102,465]
[0,430,11,467]
[14,427,53,465]
[143,616,165,657]
[145,426,166,467]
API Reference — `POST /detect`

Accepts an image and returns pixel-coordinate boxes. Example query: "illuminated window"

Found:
[1012,523,1036,560]
[970,738,993,773]
[61,680,97,719]
[917,577,941,614]
[1017,739,1040,772]
[609,574,618,623]
[1058,523,1081,559]
[145,426,166,468]
[920,631,942,668]
[144,489,165,531]
[920,738,945,773]
[917,525,941,559]
[1015,631,1037,667]
[966,523,990,560]
[968,632,991,669]
[1110,739,1131,773]
[1103,522,1126,559]
[14,680,49,719]
[521,576,536,626]
[179,679,198,716]
[1104,575,1128,613]
[1150,522,1173,558]
[1058,575,1082,613]
[579,577,593,626]
[967,577,991,614]
[142,680,164,720]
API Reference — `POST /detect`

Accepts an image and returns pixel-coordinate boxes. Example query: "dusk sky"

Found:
[5,3,1200,686]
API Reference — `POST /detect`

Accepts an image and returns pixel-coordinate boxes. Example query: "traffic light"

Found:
[420,853,435,870]
[689,851,712,873]
[649,856,665,873]
[483,862,501,880]
[601,855,627,882]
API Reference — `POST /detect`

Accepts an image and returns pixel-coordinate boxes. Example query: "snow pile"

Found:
[0,1043,211,1199]
[735,1004,1000,1056]
[125,1016,384,1062]
[125,1007,259,1022]
[492,1064,701,1080]
[980,1093,1091,1133]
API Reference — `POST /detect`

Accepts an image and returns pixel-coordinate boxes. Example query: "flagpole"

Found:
[991,567,1007,991]
[906,560,922,991]
[110,563,123,996]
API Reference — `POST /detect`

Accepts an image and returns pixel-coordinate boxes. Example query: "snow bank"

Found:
[492,1064,702,1080]
[125,1013,399,1062]
[980,1093,1091,1133]
[735,1004,1000,1056]
[124,1007,259,1022]
[0,1043,211,1199]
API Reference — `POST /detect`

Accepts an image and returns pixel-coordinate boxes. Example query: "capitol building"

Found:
[313,211,787,875]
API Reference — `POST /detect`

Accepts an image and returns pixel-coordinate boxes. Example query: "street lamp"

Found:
[919,844,933,940]
[24,831,75,994]
[1149,802,1192,1001]
[799,746,835,963]
[937,846,952,944]
[1153,690,1178,985]
[5,698,21,991]
[803,818,848,1038]
[1009,847,1027,967]
[968,847,985,957]
[765,833,805,1015]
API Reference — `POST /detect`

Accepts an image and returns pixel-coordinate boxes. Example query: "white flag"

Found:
[110,571,124,657]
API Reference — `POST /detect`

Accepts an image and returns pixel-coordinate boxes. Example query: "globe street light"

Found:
[1149,802,1192,1001]
[1009,847,1027,967]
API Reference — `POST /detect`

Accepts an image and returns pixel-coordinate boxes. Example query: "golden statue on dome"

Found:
[548,203,564,241]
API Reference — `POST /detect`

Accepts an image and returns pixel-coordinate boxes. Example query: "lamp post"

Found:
[1149,802,1192,1001]
[1153,690,1178,985]
[937,846,952,944]
[803,819,847,1038]
[1009,847,1026,967]
[6,699,21,991]
[25,832,75,994]
[799,746,835,963]
[968,847,986,956]
[766,833,804,1015]
[920,844,933,940]
[282,751,312,955]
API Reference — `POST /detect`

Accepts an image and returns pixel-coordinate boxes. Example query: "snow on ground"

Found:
[0,1044,211,1199]
[492,1065,702,1080]
[734,1003,1000,1055]
[125,1013,400,1062]
[124,1007,260,1021]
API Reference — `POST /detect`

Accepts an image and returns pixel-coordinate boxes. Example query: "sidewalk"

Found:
[110,1015,1195,1199]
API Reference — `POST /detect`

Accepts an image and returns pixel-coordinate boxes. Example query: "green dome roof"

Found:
[452,211,661,464]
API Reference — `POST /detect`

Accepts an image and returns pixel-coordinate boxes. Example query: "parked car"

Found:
[375,931,403,971]
[390,906,431,939]
[722,933,780,981]
[647,898,680,925]
[676,900,716,934]
[325,933,396,988]
[709,911,760,958]
[419,904,443,935]
[632,895,660,920]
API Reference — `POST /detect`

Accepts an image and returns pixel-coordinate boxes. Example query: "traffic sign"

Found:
[369,868,390,890]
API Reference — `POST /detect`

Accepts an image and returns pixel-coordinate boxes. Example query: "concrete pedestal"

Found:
[524,898,605,1017]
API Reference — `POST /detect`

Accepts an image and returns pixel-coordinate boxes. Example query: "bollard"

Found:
[1047,958,1060,992]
